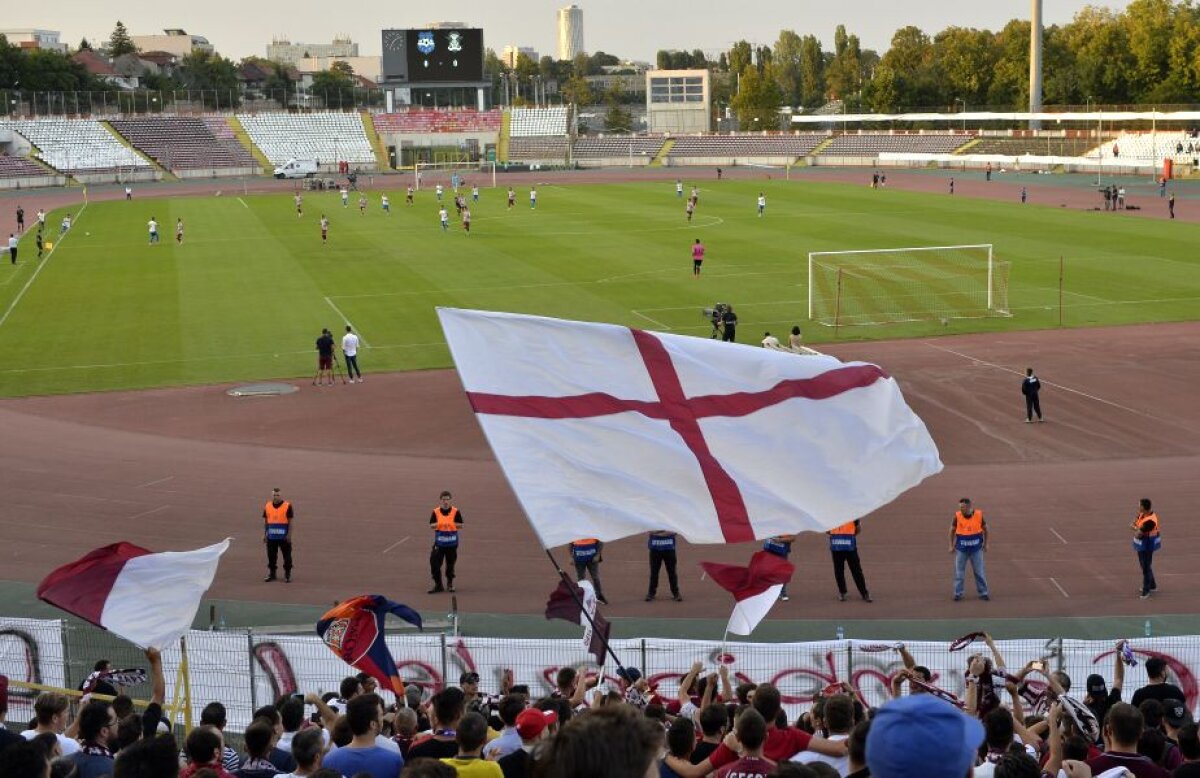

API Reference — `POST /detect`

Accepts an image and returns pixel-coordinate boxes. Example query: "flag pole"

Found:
[543,549,628,673]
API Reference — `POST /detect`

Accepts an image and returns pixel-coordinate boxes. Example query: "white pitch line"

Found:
[922,342,1164,421]
[0,202,87,331]
[630,310,672,330]
[700,570,707,581]
[382,536,410,554]
[137,475,175,489]
[128,504,171,521]
[1048,577,1070,599]
[323,296,371,348]
[1050,527,1069,545]
[237,197,249,209]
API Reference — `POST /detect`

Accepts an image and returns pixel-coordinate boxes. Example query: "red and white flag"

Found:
[37,540,230,650]
[438,308,942,547]
[701,551,794,635]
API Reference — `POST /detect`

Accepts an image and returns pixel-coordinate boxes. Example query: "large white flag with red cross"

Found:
[437,308,942,547]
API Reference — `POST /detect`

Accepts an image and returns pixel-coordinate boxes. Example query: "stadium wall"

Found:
[575,156,653,168]
[662,156,798,167]
[0,174,67,189]
[4,617,1198,732]
[172,166,261,180]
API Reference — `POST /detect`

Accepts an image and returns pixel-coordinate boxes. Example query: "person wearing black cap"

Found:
[1084,640,1128,735]
[1163,699,1194,751]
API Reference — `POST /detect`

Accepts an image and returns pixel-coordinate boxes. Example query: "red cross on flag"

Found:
[438,308,942,547]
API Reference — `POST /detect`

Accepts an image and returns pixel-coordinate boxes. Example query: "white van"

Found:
[273,159,319,179]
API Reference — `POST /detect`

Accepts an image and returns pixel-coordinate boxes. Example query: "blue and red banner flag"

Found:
[316,595,422,695]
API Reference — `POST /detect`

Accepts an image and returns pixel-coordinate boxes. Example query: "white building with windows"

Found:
[130,29,214,57]
[0,28,66,52]
[502,45,539,68]
[646,69,710,133]
[267,37,358,66]
[556,5,584,61]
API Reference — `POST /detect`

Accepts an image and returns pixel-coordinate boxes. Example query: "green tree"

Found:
[78,37,93,52]
[772,30,804,105]
[730,64,782,128]
[538,55,559,79]
[310,67,356,108]
[826,25,863,100]
[873,25,938,109]
[179,49,240,108]
[1058,6,1134,103]
[932,27,997,105]
[561,74,593,105]
[718,52,728,72]
[604,78,632,132]
[728,40,752,76]
[330,60,355,78]
[108,21,137,57]
[987,19,1031,108]
[798,35,825,107]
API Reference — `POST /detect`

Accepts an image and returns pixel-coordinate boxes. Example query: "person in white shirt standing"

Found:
[147,217,159,244]
[342,325,362,383]
[791,692,854,774]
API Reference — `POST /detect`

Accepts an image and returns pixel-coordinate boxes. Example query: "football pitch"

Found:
[1,177,1199,397]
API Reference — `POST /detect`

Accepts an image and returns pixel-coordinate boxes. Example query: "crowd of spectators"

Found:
[1,636,1198,778]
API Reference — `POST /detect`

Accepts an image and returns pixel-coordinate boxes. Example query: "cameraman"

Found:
[315,328,335,386]
[721,305,738,343]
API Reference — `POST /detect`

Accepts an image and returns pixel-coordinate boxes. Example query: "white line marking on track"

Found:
[700,571,707,581]
[382,536,411,554]
[323,296,371,348]
[0,202,87,330]
[137,476,175,489]
[630,310,672,330]
[922,342,1165,421]
[1050,527,1068,545]
[1048,577,1070,598]
[237,197,249,209]
[128,504,171,521]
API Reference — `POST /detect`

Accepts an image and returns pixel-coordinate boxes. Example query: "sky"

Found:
[12,0,1135,62]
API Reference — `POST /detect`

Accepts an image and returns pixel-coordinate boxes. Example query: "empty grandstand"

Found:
[372,110,502,134]
[572,136,666,159]
[236,112,376,168]
[665,134,826,160]
[509,107,570,137]
[0,154,48,179]
[968,136,1103,157]
[821,134,972,155]
[2,118,152,174]
[109,117,259,174]
[1093,130,1200,164]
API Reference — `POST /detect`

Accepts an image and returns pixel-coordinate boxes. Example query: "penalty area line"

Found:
[630,310,672,330]
[324,296,370,348]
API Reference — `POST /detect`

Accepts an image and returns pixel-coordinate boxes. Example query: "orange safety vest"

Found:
[954,509,984,551]
[1132,512,1161,551]
[264,500,291,540]
[828,521,859,551]
[571,538,600,562]
[433,507,460,548]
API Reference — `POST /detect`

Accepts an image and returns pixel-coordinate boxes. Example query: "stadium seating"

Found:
[108,117,258,171]
[236,113,376,167]
[508,137,570,161]
[968,137,1102,156]
[509,107,570,137]
[821,134,971,155]
[572,137,666,158]
[0,154,47,179]
[1096,131,1198,163]
[372,110,502,134]
[1,118,151,173]
[666,135,826,157]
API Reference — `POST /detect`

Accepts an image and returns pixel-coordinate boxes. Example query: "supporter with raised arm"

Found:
[665,684,848,777]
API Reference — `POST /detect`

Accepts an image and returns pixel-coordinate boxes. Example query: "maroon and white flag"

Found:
[37,540,230,649]
[437,308,941,547]
[701,551,794,635]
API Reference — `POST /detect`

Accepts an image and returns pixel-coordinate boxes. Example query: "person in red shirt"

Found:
[664,684,847,776]
[715,708,774,778]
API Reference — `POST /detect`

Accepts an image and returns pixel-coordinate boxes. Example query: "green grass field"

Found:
[2,177,1199,397]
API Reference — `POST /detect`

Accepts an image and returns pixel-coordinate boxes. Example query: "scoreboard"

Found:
[381,28,484,82]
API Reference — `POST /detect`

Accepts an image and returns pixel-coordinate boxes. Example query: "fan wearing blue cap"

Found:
[866,694,984,778]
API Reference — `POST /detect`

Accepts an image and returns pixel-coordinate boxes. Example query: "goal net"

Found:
[807,244,1010,327]
[414,161,497,190]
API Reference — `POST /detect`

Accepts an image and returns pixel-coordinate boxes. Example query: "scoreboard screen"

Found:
[381,28,484,82]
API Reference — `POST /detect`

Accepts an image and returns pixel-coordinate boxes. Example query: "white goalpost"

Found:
[807,244,1010,327]
[414,161,497,190]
